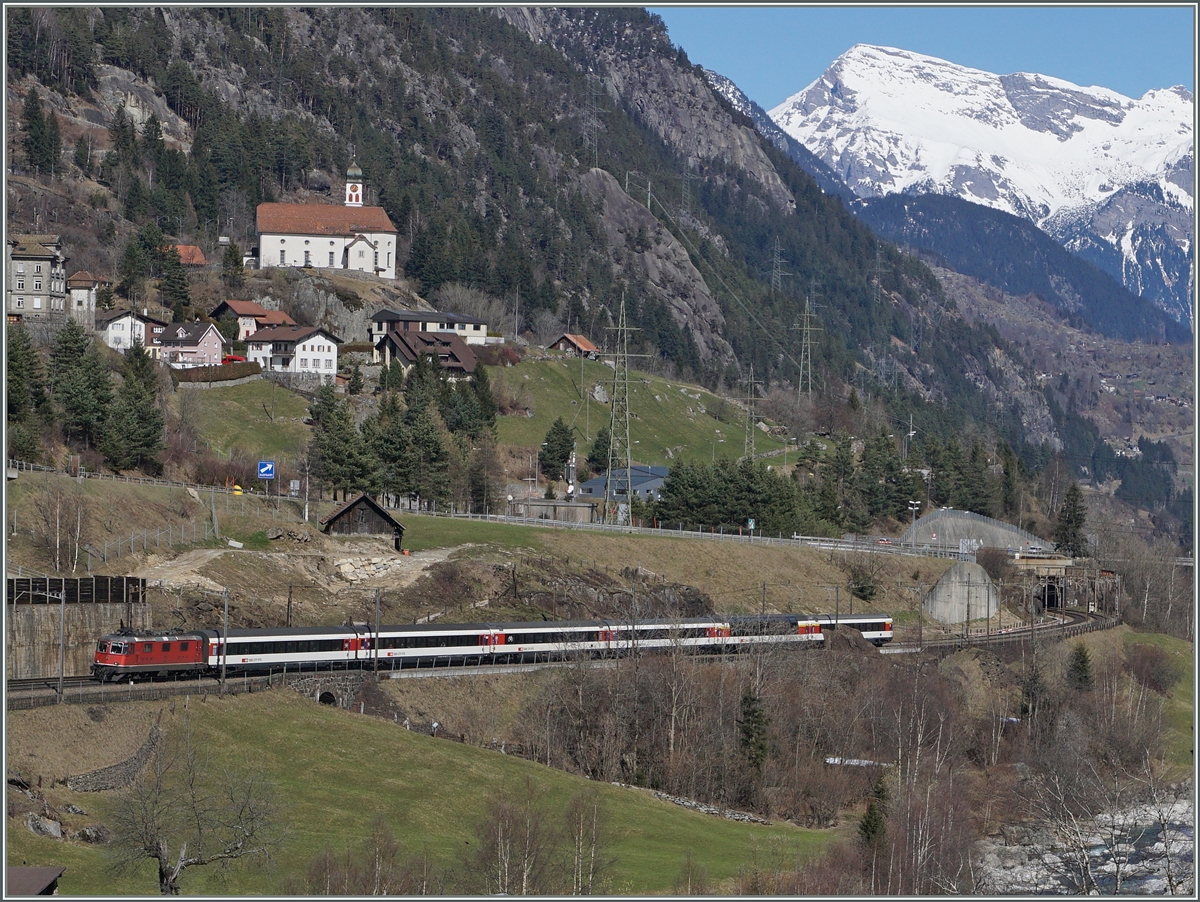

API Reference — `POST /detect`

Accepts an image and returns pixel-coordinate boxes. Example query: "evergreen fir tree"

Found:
[101,340,164,473]
[738,688,769,771]
[469,364,497,433]
[21,88,49,175]
[1053,482,1088,558]
[221,241,245,288]
[6,322,47,423]
[587,425,611,473]
[348,364,364,395]
[1066,643,1093,693]
[159,245,191,312]
[58,344,112,448]
[539,416,574,482]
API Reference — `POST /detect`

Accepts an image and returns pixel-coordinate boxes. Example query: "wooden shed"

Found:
[319,494,406,550]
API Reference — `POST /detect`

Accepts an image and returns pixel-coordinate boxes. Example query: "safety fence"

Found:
[6,671,283,711]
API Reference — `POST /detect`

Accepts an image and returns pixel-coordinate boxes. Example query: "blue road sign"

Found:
[258,460,275,479]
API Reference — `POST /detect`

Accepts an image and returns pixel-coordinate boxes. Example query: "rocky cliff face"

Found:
[577,168,732,363]
[495,7,796,217]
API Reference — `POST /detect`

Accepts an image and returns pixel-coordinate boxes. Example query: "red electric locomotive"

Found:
[92,630,209,682]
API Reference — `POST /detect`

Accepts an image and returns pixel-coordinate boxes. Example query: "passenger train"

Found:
[91,613,893,682]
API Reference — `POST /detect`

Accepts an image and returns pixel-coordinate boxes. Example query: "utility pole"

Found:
[792,283,822,399]
[742,364,761,461]
[374,588,380,679]
[602,293,647,524]
[55,588,66,703]
[770,236,791,297]
[221,588,229,696]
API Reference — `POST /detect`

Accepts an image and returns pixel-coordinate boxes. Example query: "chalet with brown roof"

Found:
[319,493,406,550]
[550,333,600,358]
[256,160,397,279]
[209,299,297,340]
[376,330,477,381]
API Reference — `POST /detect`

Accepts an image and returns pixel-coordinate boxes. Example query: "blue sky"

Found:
[647,6,1196,111]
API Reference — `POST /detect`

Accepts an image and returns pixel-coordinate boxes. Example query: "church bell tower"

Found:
[345,159,363,207]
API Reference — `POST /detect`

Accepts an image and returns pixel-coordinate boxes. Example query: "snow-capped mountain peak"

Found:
[769,44,1194,326]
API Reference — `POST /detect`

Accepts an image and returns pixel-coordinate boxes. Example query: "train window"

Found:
[96,641,109,653]
[180,642,189,651]
[162,643,172,652]
[143,643,153,653]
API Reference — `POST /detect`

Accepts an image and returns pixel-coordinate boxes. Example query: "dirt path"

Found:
[134,544,464,594]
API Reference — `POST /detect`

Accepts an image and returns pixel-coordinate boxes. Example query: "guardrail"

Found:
[6,671,283,711]
[402,508,975,560]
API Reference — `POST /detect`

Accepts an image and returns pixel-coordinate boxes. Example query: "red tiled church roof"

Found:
[257,203,397,235]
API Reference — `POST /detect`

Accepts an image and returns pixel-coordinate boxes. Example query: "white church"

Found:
[255,161,399,280]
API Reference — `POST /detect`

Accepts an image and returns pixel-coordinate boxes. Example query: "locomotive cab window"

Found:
[180,642,189,651]
[96,641,109,653]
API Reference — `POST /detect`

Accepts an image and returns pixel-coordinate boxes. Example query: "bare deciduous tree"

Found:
[109,717,280,895]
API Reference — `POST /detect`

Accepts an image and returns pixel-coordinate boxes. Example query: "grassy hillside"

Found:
[7,692,832,895]
[180,378,312,462]
[494,355,788,466]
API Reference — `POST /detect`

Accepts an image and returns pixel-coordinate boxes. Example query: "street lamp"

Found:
[908,500,921,546]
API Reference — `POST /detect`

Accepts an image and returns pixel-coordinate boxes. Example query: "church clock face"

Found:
[349,184,360,194]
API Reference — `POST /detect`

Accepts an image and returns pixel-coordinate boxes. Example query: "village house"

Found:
[66,270,108,331]
[95,307,169,357]
[578,465,670,502]
[209,299,297,340]
[246,324,341,383]
[549,333,600,358]
[367,308,491,357]
[173,244,207,267]
[256,161,398,279]
[159,321,227,368]
[375,330,477,381]
[7,234,68,324]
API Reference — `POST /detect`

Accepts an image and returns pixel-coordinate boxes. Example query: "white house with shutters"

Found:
[255,161,398,280]
[246,325,341,383]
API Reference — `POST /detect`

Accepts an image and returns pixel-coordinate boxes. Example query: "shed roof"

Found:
[318,493,406,533]
[174,245,207,265]
[7,865,66,895]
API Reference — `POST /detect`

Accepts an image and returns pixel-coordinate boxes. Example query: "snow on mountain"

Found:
[770,44,1194,326]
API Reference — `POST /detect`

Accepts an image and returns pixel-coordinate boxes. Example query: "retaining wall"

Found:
[6,603,151,680]
[924,562,998,625]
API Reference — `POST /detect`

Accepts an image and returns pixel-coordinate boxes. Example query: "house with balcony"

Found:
[367,308,491,359]
[246,325,341,383]
[159,322,227,368]
[375,330,477,381]
[96,308,170,357]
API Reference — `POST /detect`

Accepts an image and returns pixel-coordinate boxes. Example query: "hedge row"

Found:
[173,361,263,382]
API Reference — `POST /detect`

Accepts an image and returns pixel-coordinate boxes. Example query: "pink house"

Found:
[159,322,226,369]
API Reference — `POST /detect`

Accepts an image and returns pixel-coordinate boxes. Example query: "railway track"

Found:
[8,610,1116,708]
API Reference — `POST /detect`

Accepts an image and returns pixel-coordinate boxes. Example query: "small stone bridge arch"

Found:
[288,672,366,709]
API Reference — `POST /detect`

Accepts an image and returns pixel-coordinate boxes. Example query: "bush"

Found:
[1124,643,1180,694]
